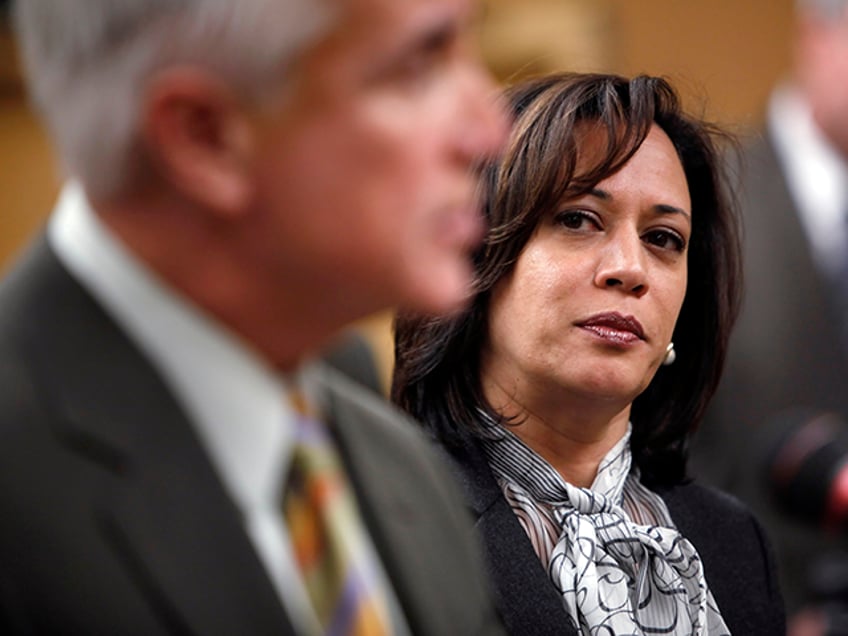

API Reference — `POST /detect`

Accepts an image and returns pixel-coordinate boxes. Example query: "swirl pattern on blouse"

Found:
[481,422,730,636]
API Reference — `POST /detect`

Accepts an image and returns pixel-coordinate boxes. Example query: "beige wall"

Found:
[0,3,799,389]
[483,0,795,127]
[0,97,57,265]
[0,30,58,269]
[611,0,795,127]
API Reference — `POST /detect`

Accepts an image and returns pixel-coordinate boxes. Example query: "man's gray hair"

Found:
[13,0,335,198]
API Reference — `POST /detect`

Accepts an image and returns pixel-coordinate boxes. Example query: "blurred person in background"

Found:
[689,0,848,630]
[0,0,507,633]
[393,72,785,636]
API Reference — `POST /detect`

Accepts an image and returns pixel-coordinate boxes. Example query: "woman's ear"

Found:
[140,67,256,217]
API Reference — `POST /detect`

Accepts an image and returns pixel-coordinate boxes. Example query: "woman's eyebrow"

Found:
[655,204,691,222]
[586,188,691,222]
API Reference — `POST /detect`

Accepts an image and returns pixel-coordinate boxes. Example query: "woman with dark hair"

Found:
[392,73,784,635]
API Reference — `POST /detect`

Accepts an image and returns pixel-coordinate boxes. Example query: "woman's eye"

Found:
[644,229,685,252]
[555,210,597,230]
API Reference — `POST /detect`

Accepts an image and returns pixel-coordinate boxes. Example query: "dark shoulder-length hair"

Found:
[392,72,742,486]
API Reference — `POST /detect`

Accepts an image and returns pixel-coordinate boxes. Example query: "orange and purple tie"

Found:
[283,394,392,635]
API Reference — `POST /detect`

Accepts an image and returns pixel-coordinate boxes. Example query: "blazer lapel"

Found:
[319,367,510,636]
[444,437,576,636]
[100,419,294,636]
[317,371,430,632]
[24,242,294,636]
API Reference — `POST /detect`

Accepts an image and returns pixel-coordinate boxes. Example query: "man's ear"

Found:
[140,67,256,217]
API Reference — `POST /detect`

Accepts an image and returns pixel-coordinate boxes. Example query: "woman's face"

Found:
[482,124,691,411]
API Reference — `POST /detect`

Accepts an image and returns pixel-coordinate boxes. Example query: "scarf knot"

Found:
[481,423,730,635]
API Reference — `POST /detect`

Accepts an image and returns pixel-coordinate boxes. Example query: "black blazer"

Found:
[0,238,505,636]
[441,436,785,636]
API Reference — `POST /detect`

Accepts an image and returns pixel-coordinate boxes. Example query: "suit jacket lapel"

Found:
[320,367,511,636]
[443,436,576,636]
[318,371,428,632]
[22,241,293,635]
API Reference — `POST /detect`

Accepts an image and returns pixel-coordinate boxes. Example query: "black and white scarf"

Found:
[481,423,730,635]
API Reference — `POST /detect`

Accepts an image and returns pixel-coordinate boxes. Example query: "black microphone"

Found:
[765,409,848,534]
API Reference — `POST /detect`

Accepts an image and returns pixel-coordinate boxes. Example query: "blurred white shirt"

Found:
[769,83,848,278]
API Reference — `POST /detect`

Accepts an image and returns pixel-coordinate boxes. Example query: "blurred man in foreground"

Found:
[0,0,507,633]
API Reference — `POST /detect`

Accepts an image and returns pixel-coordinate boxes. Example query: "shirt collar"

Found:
[480,416,633,506]
[47,181,298,512]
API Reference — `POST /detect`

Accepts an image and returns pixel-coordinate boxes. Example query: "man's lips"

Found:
[576,312,646,343]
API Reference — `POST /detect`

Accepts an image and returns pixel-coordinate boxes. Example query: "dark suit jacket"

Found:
[0,238,505,636]
[441,436,785,636]
[322,331,385,397]
[689,130,848,610]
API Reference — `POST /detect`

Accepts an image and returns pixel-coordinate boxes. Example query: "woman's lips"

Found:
[577,312,645,345]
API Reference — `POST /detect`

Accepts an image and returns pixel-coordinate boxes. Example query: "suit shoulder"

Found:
[667,480,752,515]
[662,481,787,633]
[320,363,429,444]
[662,479,777,543]
[317,365,507,636]
[318,364,454,483]
[658,479,775,553]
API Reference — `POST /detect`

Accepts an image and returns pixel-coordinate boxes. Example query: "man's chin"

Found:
[399,264,475,318]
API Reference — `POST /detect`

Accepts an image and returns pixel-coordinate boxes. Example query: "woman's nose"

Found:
[594,232,649,297]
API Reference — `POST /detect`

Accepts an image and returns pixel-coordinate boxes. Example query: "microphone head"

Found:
[765,409,848,533]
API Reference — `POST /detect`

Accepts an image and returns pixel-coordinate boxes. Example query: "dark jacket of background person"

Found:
[690,128,848,615]
[690,0,848,624]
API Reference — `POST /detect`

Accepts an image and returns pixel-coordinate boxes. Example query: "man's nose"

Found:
[453,65,509,164]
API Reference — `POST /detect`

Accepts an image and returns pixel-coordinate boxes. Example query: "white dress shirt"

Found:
[47,182,406,635]
[768,83,848,279]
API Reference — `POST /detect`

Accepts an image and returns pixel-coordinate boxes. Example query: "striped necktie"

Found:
[283,390,392,635]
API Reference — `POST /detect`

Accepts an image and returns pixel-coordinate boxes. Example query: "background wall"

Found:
[482,0,795,126]
[0,1,798,389]
[612,0,795,127]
